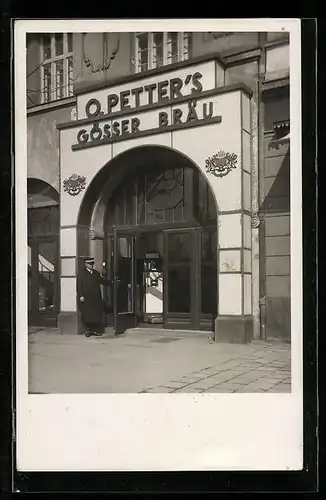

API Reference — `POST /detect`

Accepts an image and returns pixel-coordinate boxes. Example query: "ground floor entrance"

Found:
[27,203,60,328]
[58,88,257,342]
[102,226,217,334]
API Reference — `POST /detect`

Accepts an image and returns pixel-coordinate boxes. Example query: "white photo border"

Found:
[15,18,303,472]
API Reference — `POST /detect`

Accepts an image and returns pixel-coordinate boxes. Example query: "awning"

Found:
[28,246,55,272]
[269,131,290,147]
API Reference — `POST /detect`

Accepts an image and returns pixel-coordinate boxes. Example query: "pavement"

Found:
[28,328,291,394]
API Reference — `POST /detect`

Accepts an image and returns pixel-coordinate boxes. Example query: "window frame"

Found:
[134,32,192,74]
[40,33,74,104]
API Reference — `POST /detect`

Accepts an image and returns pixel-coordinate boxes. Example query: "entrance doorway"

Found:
[28,203,59,328]
[99,157,218,334]
[103,227,217,333]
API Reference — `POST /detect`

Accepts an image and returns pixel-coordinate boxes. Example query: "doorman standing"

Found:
[78,257,113,337]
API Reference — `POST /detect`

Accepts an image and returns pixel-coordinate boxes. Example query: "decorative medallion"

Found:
[83,33,120,73]
[63,173,86,196]
[205,151,238,178]
[88,229,95,240]
[251,214,261,228]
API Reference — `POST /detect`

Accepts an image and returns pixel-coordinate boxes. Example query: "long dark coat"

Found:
[78,268,112,324]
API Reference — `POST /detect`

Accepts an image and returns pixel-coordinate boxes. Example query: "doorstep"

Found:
[28,326,59,334]
[125,327,214,338]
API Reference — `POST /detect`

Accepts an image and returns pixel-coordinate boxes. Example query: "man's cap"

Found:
[85,257,95,264]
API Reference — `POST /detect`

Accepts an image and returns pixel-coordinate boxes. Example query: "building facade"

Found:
[27,31,290,342]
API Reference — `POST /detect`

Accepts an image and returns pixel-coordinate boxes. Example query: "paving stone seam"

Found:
[176,372,256,391]
[272,379,292,388]
[185,366,273,386]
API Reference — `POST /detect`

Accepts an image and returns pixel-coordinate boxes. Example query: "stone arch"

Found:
[27,177,59,208]
[77,144,219,245]
[75,145,220,324]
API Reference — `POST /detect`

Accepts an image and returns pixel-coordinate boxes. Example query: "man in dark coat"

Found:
[78,257,113,337]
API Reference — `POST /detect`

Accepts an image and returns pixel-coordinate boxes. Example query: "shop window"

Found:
[28,206,60,236]
[134,32,192,73]
[40,33,74,103]
[263,90,289,132]
[36,241,57,312]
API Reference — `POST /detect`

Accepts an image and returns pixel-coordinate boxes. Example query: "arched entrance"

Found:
[77,146,218,333]
[28,178,60,327]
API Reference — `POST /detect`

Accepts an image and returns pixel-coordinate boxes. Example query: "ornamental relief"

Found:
[251,214,261,228]
[82,32,120,74]
[205,151,238,178]
[63,173,87,196]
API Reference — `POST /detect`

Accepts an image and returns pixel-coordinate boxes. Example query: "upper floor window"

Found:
[134,32,192,73]
[40,33,74,104]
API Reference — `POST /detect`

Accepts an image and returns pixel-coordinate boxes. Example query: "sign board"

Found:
[145,252,160,259]
[71,61,224,151]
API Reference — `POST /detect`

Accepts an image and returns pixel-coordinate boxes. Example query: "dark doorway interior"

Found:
[102,157,217,333]
[28,205,59,327]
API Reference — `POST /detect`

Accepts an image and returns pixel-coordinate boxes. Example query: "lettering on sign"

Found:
[84,72,204,118]
[71,72,223,151]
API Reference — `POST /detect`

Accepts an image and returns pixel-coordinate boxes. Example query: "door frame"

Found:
[109,226,200,330]
[105,224,217,332]
[113,229,137,334]
[163,227,201,330]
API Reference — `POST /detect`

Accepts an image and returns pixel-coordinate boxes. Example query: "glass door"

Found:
[103,235,114,327]
[164,229,200,330]
[113,231,137,334]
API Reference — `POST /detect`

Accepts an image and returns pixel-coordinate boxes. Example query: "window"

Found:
[28,206,60,236]
[134,32,192,73]
[40,33,74,103]
[106,167,186,227]
[105,165,216,229]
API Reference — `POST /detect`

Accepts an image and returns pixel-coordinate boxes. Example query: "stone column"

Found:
[214,91,253,343]
[58,226,81,334]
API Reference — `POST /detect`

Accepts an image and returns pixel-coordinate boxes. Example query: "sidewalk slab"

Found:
[27,328,291,394]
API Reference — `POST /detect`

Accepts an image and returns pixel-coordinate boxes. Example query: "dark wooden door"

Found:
[164,228,200,330]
